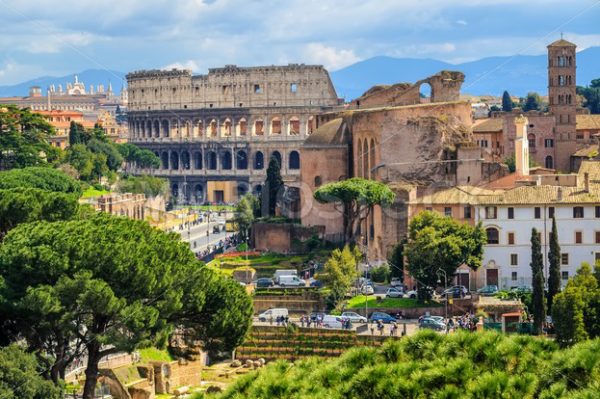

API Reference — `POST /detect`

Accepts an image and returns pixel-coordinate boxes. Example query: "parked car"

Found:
[385,287,404,298]
[274,269,298,284]
[258,308,288,322]
[341,311,367,323]
[279,275,306,287]
[309,278,323,288]
[390,277,403,288]
[511,285,532,294]
[255,278,274,288]
[322,315,345,329]
[477,285,499,296]
[442,286,467,298]
[404,290,418,299]
[419,317,446,331]
[369,312,397,324]
[427,315,445,324]
[361,284,375,295]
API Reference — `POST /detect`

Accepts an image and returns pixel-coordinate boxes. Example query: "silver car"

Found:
[341,311,367,323]
[385,287,404,298]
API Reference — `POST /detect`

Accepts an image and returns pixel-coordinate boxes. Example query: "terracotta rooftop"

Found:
[303,118,346,146]
[473,118,503,133]
[547,39,576,47]
[576,114,600,130]
[572,145,599,158]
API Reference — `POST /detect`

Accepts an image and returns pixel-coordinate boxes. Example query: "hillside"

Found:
[200,330,600,399]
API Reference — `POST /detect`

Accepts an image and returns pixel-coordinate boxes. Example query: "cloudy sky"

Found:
[0,0,599,85]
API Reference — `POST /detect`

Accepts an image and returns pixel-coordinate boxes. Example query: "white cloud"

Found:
[456,20,468,26]
[28,32,101,54]
[163,60,200,71]
[302,43,361,70]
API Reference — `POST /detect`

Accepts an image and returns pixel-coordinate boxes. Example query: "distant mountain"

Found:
[0,69,126,97]
[331,46,600,100]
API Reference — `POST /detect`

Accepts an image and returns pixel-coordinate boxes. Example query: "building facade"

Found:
[126,65,339,204]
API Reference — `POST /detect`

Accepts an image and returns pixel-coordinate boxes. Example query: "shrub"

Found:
[370,265,391,283]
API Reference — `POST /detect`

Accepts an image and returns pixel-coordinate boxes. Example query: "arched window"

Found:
[238,118,247,136]
[419,82,432,103]
[181,151,190,170]
[289,150,300,169]
[254,119,264,136]
[254,151,264,169]
[194,184,204,203]
[545,155,554,169]
[146,121,152,138]
[161,152,169,169]
[271,117,282,135]
[154,120,160,138]
[527,133,536,149]
[369,139,376,178]
[362,140,369,179]
[193,151,202,170]
[196,120,203,137]
[222,118,232,136]
[289,117,300,135]
[254,184,263,195]
[170,151,179,170]
[221,151,232,170]
[314,176,322,187]
[236,150,248,170]
[357,139,363,177]
[209,119,217,137]
[207,151,217,170]
[271,151,282,167]
[172,183,179,198]
[486,227,499,244]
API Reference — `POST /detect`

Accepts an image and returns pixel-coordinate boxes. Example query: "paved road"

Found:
[253,317,422,336]
[172,219,236,254]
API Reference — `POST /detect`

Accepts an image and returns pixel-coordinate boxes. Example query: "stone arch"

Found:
[221,150,232,170]
[237,118,248,136]
[146,120,152,138]
[221,118,232,137]
[162,120,169,137]
[135,121,140,137]
[193,151,202,170]
[172,183,179,198]
[194,184,204,203]
[289,150,300,169]
[270,117,282,135]
[356,138,363,177]
[196,120,204,137]
[181,150,191,170]
[170,151,179,170]
[236,150,248,170]
[183,120,192,138]
[254,184,263,195]
[254,119,264,136]
[271,151,282,167]
[209,119,218,137]
[171,119,179,137]
[161,152,169,169]
[254,151,264,169]
[206,151,217,170]
[418,82,432,103]
[362,139,369,179]
[289,116,300,135]
[369,138,376,179]
[153,120,160,138]
[307,116,314,135]
[545,155,554,169]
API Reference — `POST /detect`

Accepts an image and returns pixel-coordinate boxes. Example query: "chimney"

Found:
[514,114,529,176]
[584,172,590,192]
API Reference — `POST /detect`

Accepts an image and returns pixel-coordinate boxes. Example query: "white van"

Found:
[279,275,306,287]
[274,269,298,283]
[257,308,289,322]
[322,315,345,329]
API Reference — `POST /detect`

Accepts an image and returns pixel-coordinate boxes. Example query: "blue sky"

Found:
[0,0,599,85]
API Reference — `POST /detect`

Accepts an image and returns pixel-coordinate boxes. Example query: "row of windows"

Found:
[484,206,597,220]
[156,150,299,171]
[486,228,600,245]
[509,271,570,282]
[132,82,303,98]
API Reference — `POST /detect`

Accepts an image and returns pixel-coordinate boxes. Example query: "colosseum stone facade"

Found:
[127,64,339,204]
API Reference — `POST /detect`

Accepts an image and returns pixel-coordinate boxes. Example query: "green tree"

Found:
[522,92,542,112]
[234,193,258,242]
[387,240,405,280]
[547,216,561,314]
[319,245,360,308]
[0,344,61,399]
[118,143,160,169]
[530,228,546,334]
[264,157,283,216]
[0,215,252,396]
[116,175,168,197]
[0,166,81,195]
[577,78,600,114]
[0,187,79,238]
[66,143,96,181]
[502,90,513,112]
[87,138,123,171]
[0,105,57,169]
[405,211,485,300]
[314,178,395,243]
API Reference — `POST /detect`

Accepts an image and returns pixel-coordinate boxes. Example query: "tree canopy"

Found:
[577,78,600,114]
[318,245,361,308]
[115,175,168,197]
[547,217,561,314]
[118,143,160,169]
[234,193,259,242]
[0,214,252,397]
[314,177,395,242]
[530,228,546,334]
[0,166,81,195]
[502,90,513,112]
[522,92,542,112]
[405,211,485,300]
[264,157,283,216]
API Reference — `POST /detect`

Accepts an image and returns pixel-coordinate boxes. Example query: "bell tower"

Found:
[547,38,577,171]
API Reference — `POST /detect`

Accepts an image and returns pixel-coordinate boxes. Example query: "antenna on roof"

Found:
[561,32,564,39]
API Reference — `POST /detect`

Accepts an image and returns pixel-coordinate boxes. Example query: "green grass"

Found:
[346,295,441,309]
[81,186,110,198]
[138,347,175,363]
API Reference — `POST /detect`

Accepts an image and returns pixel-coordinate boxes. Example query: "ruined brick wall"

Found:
[252,223,326,253]
[153,359,203,394]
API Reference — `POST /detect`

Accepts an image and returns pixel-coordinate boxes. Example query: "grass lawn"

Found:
[138,347,174,363]
[346,295,441,309]
[81,187,110,198]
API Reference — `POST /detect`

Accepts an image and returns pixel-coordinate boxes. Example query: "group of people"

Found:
[269,315,290,327]
[299,315,322,328]
[370,320,401,336]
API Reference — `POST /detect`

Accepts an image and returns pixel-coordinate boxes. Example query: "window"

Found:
[562,271,569,281]
[545,139,554,148]
[534,207,541,219]
[254,84,262,94]
[575,231,583,244]
[573,207,584,218]
[485,206,497,219]
[290,83,297,93]
[426,207,433,211]
[511,272,518,281]
[486,227,499,244]
[510,254,518,265]
[596,231,600,244]
[596,206,600,218]
[314,176,322,187]
[444,207,452,217]
[464,206,472,219]
[596,253,600,263]
[508,207,514,219]
[508,232,515,245]
[549,207,555,219]
[561,253,569,265]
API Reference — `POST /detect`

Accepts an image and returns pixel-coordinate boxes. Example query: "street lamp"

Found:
[437,269,448,323]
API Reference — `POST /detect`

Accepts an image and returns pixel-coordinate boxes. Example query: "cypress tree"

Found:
[530,228,546,334]
[502,90,513,112]
[547,216,561,314]
[264,157,283,216]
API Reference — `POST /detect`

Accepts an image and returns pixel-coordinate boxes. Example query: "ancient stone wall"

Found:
[252,223,325,254]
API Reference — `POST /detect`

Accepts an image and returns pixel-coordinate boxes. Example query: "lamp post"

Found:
[437,268,448,323]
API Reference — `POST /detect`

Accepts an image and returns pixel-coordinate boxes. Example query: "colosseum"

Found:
[126,64,339,204]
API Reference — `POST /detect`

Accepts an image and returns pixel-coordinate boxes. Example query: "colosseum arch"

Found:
[181,151,191,170]
[271,151,282,167]
[153,120,160,138]
[289,116,300,135]
[145,121,152,138]
[254,119,264,136]
[289,150,300,169]
[193,151,202,169]
[221,150,232,170]
[206,151,217,170]
[254,151,264,169]
[170,151,179,170]
[183,120,192,138]
[194,184,204,203]
[236,150,248,170]
[270,117,282,135]
[209,119,218,137]
[161,120,169,137]
[195,120,204,137]
[161,152,169,169]
[221,118,232,137]
[170,119,179,137]
[237,118,248,136]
